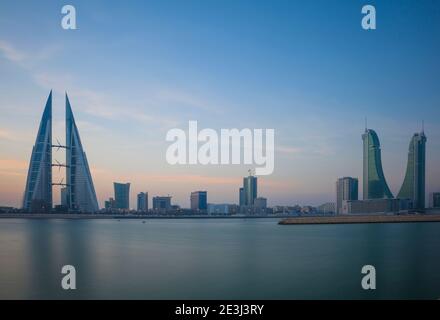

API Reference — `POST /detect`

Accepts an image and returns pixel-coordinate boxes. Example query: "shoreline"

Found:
[0,213,291,220]
[279,214,440,225]
[1,213,440,225]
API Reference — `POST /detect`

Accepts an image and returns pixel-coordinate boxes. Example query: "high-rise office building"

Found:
[190,191,207,211]
[152,196,172,210]
[23,92,53,212]
[66,94,99,212]
[114,182,130,209]
[397,131,427,210]
[362,129,393,200]
[243,174,257,206]
[336,177,358,214]
[137,192,148,212]
[239,187,244,206]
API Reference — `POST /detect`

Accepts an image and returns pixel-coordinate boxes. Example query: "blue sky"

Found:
[1,0,439,208]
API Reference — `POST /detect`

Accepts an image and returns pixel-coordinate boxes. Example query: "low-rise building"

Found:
[207,204,238,215]
[341,198,411,214]
[317,202,336,214]
[152,196,172,210]
[254,197,267,209]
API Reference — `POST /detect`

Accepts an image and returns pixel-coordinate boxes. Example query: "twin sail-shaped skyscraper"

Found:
[362,127,427,210]
[23,91,99,213]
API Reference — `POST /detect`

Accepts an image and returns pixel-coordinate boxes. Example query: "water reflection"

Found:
[0,219,439,299]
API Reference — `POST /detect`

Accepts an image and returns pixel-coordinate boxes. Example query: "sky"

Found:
[0,0,439,209]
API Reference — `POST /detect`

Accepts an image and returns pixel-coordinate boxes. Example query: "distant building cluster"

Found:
[101,171,273,216]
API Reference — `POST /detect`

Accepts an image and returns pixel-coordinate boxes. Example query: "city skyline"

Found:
[8,90,438,211]
[1,1,440,208]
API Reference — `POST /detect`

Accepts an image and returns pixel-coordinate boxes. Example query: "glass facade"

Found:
[22,92,53,212]
[243,175,257,206]
[66,94,99,212]
[137,192,148,211]
[153,196,172,210]
[362,129,393,200]
[397,132,426,210]
[114,182,130,209]
[239,187,244,206]
[190,191,207,211]
[336,177,358,214]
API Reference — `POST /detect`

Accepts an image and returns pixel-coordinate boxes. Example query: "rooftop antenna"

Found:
[422,120,425,134]
[364,117,368,132]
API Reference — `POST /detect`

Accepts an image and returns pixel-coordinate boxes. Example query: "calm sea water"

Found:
[0,218,439,299]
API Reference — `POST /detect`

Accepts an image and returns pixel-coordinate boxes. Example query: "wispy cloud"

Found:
[0,128,33,142]
[32,68,182,129]
[0,40,62,67]
[0,39,182,129]
[150,88,224,114]
[0,158,28,175]
[0,40,26,62]
[276,145,303,156]
[0,129,16,141]
[1,39,223,131]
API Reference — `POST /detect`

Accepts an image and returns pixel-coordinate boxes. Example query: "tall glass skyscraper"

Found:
[362,129,393,200]
[137,192,148,212]
[114,182,130,209]
[190,191,207,211]
[336,177,358,214]
[22,92,53,212]
[66,94,99,212]
[397,131,427,210]
[243,174,257,206]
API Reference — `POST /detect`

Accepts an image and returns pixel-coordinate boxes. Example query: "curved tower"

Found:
[397,131,426,210]
[362,129,393,199]
[66,94,99,212]
[22,91,53,212]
